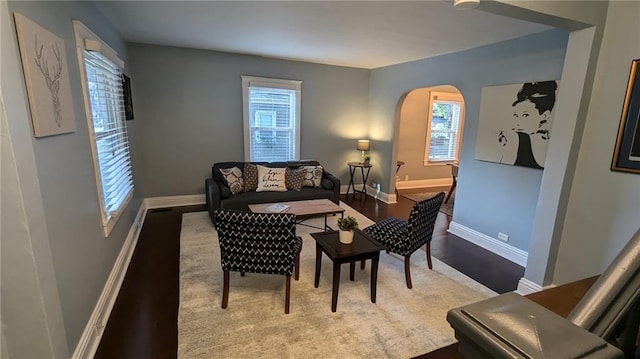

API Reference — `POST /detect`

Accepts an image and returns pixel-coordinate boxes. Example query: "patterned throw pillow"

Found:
[300,165,323,188]
[243,163,258,192]
[219,167,244,194]
[285,168,305,191]
[256,165,287,192]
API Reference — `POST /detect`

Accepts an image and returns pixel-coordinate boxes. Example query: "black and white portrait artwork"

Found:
[475,81,559,169]
[14,13,75,137]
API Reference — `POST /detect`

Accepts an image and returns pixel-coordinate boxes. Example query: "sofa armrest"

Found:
[322,171,341,205]
[205,178,221,223]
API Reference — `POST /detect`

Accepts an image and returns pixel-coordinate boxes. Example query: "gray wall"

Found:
[369,29,569,252]
[552,0,640,284]
[3,1,141,354]
[127,44,370,197]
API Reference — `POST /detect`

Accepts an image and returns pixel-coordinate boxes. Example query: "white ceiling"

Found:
[96,1,552,69]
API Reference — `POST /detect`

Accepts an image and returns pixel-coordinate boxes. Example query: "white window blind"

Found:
[84,50,133,219]
[242,76,301,162]
[425,93,465,164]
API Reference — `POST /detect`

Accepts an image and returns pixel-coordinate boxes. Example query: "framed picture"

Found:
[122,74,134,121]
[14,13,75,137]
[475,80,558,169]
[611,59,640,174]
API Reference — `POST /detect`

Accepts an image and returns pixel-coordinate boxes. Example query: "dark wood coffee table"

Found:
[311,229,385,312]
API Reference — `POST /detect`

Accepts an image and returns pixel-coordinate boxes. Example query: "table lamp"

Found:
[357,140,370,163]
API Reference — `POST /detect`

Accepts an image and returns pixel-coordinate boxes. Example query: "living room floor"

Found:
[94,193,524,359]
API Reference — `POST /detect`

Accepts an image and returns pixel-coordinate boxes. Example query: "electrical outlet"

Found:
[498,232,509,242]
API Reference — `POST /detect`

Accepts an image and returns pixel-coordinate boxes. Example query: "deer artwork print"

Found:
[34,34,63,128]
[14,13,75,137]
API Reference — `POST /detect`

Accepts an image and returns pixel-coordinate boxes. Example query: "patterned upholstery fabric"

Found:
[285,168,305,191]
[219,167,244,194]
[243,163,258,192]
[214,209,303,276]
[300,165,323,187]
[364,192,444,256]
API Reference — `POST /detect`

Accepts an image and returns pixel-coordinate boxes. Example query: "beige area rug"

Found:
[401,192,455,217]
[178,203,494,358]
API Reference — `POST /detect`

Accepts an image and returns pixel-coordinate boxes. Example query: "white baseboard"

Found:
[447,221,528,267]
[72,201,148,359]
[144,194,205,209]
[366,185,396,203]
[516,277,556,295]
[516,278,542,295]
[340,185,396,204]
[396,178,452,190]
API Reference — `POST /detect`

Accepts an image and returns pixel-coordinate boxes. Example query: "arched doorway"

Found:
[392,85,465,216]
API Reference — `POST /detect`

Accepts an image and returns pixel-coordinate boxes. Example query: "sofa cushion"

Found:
[256,165,287,192]
[243,163,258,192]
[300,165,323,188]
[285,168,305,191]
[219,166,244,194]
[213,162,247,182]
[321,177,334,190]
[220,185,232,198]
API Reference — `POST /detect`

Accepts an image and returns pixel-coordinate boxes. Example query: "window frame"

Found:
[423,91,465,166]
[241,76,301,162]
[73,21,133,237]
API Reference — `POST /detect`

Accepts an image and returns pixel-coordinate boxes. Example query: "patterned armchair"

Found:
[214,209,303,314]
[363,192,444,289]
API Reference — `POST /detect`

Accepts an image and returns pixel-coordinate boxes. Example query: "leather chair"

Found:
[213,209,303,314]
[363,192,444,289]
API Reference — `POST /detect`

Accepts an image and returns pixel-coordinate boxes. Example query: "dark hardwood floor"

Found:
[95,193,525,358]
[347,192,525,294]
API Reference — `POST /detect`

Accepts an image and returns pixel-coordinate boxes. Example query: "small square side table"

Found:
[311,229,384,312]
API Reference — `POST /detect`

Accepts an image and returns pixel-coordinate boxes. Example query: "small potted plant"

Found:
[363,155,371,165]
[337,215,359,244]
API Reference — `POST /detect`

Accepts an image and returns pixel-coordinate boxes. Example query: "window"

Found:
[74,21,133,236]
[242,76,301,162]
[424,92,464,164]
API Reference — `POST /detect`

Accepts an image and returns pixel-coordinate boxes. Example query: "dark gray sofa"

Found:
[205,160,340,221]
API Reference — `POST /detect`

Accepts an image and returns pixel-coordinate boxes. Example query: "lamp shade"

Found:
[357,140,370,151]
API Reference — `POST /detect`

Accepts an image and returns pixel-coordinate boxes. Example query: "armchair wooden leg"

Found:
[240,272,245,277]
[360,259,365,270]
[404,256,413,289]
[426,242,433,270]
[222,271,230,309]
[285,276,291,314]
[445,176,457,204]
[295,253,300,281]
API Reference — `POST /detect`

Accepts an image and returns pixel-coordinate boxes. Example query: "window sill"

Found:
[423,160,456,167]
[101,191,133,237]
